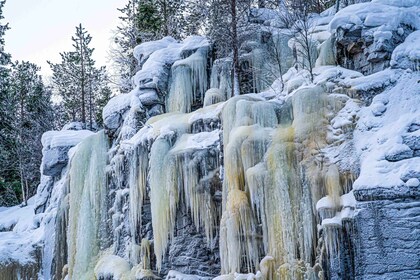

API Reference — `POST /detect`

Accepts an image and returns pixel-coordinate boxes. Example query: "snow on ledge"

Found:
[41,130,94,149]
[391,30,420,71]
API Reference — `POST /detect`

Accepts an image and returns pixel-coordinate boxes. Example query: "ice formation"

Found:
[167,48,209,113]
[1,1,419,279]
[67,131,109,280]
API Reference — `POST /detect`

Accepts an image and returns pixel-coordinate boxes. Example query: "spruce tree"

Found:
[9,62,54,205]
[110,0,141,93]
[0,0,19,206]
[49,24,108,130]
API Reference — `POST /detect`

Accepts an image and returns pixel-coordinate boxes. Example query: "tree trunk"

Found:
[89,79,93,130]
[231,0,240,96]
[80,26,86,127]
[335,0,341,13]
[19,163,27,206]
[162,0,169,36]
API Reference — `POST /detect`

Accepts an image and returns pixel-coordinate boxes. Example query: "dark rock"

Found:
[400,169,420,182]
[138,89,160,106]
[354,197,420,280]
[104,112,122,131]
[385,145,413,162]
[402,134,420,150]
[334,25,414,74]
[42,146,71,177]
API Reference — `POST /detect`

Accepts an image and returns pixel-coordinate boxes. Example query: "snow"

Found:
[391,30,420,70]
[166,270,209,280]
[61,122,84,131]
[0,197,43,265]
[406,178,420,187]
[171,130,220,154]
[316,196,335,211]
[126,103,223,146]
[94,254,131,280]
[180,36,210,52]
[329,2,420,32]
[353,70,420,190]
[321,215,342,227]
[134,36,177,65]
[102,91,133,120]
[133,36,209,88]
[339,68,402,92]
[341,191,356,208]
[41,130,94,149]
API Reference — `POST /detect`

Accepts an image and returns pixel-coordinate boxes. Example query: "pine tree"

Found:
[95,86,113,127]
[155,0,186,39]
[0,0,9,67]
[110,0,142,93]
[0,0,19,206]
[49,24,108,130]
[207,0,253,95]
[9,62,54,205]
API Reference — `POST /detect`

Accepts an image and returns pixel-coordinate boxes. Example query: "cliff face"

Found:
[0,1,419,280]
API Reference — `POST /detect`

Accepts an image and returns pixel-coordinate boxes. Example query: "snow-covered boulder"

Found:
[390,30,420,70]
[329,0,420,74]
[41,129,94,177]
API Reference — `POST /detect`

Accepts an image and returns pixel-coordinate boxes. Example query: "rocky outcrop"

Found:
[353,190,420,280]
[330,1,420,74]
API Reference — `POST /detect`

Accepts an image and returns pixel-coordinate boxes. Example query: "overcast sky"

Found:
[3,0,126,76]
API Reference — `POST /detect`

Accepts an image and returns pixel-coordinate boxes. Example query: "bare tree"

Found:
[280,3,316,82]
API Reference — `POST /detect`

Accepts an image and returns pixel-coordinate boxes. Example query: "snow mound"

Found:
[133,36,209,88]
[391,30,420,71]
[329,2,420,32]
[41,130,94,149]
[0,198,43,265]
[134,36,177,66]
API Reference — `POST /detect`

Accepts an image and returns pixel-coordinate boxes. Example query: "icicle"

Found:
[128,144,148,265]
[259,256,276,280]
[129,239,157,280]
[251,48,266,93]
[315,35,336,67]
[325,164,342,207]
[149,137,178,271]
[140,238,151,270]
[67,131,109,280]
[220,189,260,274]
[167,48,208,113]
[204,88,226,107]
[291,85,326,143]
[210,58,233,99]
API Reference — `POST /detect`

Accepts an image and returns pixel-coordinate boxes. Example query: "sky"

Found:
[3,0,126,77]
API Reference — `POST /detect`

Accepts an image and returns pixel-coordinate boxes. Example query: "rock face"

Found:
[42,146,72,177]
[354,191,420,280]
[330,1,420,75]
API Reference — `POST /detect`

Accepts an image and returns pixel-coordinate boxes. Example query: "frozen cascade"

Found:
[128,144,149,264]
[218,84,354,278]
[316,35,336,67]
[67,131,109,280]
[204,88,226,107]
[149,137,176,271]
[167,48,209,113]
[210,58,233,100]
